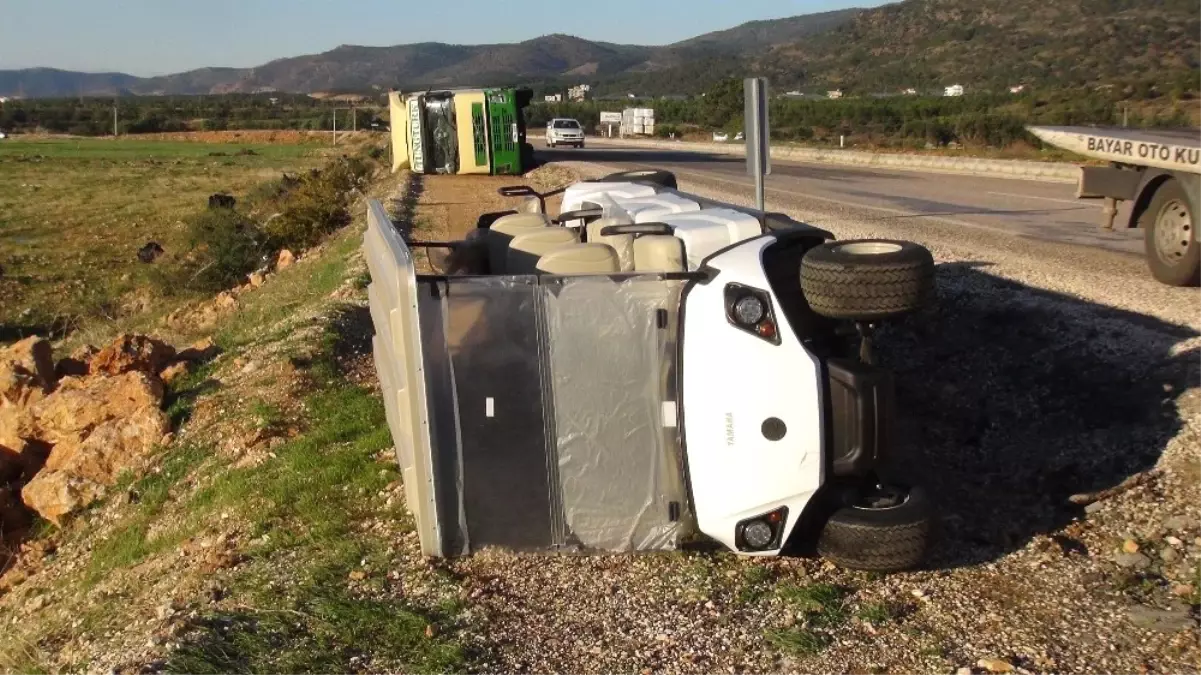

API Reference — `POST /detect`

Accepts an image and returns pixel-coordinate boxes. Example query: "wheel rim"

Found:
[833,241,903,256]
[850,485,910,511]
[1153,199,1193,266]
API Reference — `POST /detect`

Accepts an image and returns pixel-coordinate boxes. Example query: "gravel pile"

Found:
[420,160,1200,673]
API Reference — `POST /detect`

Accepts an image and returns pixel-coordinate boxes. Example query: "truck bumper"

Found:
[827,357,894,477]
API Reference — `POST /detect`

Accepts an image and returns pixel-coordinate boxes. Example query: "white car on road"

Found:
[546,118,585,148]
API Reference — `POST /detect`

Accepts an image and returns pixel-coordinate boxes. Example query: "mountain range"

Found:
[1,0,1196,99]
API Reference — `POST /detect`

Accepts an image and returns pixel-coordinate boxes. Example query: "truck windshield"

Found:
[553,120,581,129]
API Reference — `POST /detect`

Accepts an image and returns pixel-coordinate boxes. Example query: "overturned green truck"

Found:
[388,87,534,176]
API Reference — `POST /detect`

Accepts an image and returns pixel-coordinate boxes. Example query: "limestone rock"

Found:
[31,371,164,449]
[0,337,56,407]
[277,249,296,270]
[90,335,176,377]
[20,471,106,526]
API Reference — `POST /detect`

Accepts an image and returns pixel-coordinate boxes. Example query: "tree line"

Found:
[0,94,385,136]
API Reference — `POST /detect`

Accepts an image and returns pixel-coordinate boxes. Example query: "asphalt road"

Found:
[537,144,1145,256]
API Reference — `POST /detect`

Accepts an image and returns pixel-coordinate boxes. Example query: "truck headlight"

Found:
[724,284,780,345]
[735,506,789,552]
[743,520,774,549]
[733,295,766,326]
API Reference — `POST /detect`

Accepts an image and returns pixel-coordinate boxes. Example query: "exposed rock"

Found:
[23,406,168,524]
[1161,546,1180,563]
[15,369,170,523]
[977,657,1015,673]
[215,292,238,311]
[159,362,191,384]
[1122,539,1140,554]
[20,471,106,526]
[176,337,218,363]
[248,272,266,289]
[0,337,56,407]
[42,406,169,479]
[90,335,176,377]
[56,344,97,379]
[31,372,165,449]
[1127,604,1196,633]
[277,249,296,270]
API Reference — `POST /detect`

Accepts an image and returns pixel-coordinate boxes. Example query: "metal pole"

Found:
[332,109,337,146]
[754,159,765,212]
[113,102,118,137]
[352,105,357,133]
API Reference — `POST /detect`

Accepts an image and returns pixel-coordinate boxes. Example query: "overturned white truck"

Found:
[364,169,939,571]
[1028,125,1201,286]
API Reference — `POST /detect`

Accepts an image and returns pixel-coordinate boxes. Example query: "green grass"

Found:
[0,137,315,161]
[214,231,361,350]
[765,583,853,657]
[162,323,460,673]
[856,602,894,626]
[736,565,775,604]
[0,136,324,340]
[83,441,210,586]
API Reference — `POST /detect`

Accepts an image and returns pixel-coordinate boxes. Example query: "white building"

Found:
[902,88,917,96]
[0,97,9,104]
[545,93,563,102]
[944,84,965,97]
[1009,85,1026,94]
[827,89,844,99]
[567,84,592,101]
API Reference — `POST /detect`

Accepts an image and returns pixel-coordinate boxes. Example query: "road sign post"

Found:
[744,77,771,212]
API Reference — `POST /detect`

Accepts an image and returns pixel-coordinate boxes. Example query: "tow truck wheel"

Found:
[800,240,935,321]
[600,169,678,189]
[817,484,932,572]
[1143,178,1200,287]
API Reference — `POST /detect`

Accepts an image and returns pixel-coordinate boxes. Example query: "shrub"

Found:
[175,209,267,292]
[260,157,371,251]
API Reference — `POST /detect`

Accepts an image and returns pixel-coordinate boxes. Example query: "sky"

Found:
[0,0,891,76]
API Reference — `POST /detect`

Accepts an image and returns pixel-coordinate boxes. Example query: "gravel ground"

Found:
[406,161,1201,674]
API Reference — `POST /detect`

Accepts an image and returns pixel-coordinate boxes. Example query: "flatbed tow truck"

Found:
[1028,125,1201,286]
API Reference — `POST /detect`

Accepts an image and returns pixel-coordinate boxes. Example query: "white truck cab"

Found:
[366,169,936,570]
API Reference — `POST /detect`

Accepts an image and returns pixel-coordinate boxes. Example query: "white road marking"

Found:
[986,191,1082,205]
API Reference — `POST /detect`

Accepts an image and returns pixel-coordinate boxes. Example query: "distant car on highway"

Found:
[712,131,729,142]
[546,118,585,148]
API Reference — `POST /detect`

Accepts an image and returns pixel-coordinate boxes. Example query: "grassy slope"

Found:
[0,138,467,672]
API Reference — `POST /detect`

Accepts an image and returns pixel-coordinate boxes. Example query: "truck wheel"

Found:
[817,484,932,572]
[1143,178,1200,287]
[800,240,934,321]
[601,169,677,189]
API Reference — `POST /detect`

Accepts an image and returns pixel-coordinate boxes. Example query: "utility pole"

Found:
[332,108,337,146]
[113,100,118,137]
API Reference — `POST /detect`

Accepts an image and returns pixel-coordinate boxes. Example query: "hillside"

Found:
[754,0,1201,92]
[0,0,1196,99]
[671,7,862,51]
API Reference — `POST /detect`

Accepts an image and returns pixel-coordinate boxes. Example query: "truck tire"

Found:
[601,169,677,189]
[800,240,934,321]
[1143,178,1200,287]
[817,484,932,572]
